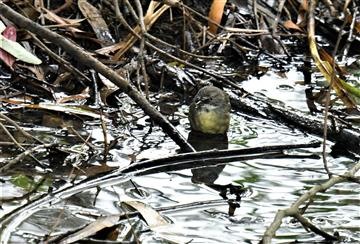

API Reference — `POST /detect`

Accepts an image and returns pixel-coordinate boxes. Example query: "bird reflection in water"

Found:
[188,130,227,184]
[187,131,244,216]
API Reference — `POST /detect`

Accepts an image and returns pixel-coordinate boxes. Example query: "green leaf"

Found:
[0,35,42,64]
[11,174,34,191]
[340,79,360,102]
[11,175,51,192]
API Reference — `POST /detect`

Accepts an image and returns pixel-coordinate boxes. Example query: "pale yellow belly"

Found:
[195,110,229,134]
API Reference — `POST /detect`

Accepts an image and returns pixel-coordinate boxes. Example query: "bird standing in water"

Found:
[188,85,230,184]
[188,86,230,135]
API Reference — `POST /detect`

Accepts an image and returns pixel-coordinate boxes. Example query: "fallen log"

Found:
[230,91,360,154]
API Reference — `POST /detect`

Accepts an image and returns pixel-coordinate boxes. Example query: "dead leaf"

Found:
[58,215,119,244]
[283,20,303,32]
[56,87,91,103]
[42,7,84,34]
[318,48,347,75]
[308,15,357,107]
[296,0,308,28]
[99,73,120,104]
[96,1,176,59]
[208,0,227,34]
[78,0,114,46]
[123,201,168,228]
[17,63,45,80]
[0,101,104,119]
[123,201,192,243]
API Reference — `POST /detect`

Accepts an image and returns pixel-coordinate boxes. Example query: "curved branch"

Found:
[261,160,360,243]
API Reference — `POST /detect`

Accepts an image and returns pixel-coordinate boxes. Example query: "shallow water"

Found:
[1,69,359,243]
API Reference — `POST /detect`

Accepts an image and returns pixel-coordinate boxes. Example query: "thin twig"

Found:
[30,34,89,87]
[0,113,44,144]
[0,121,44,168]
[134,0,149,99]
[320,0,348,177]
[0,143,55,173]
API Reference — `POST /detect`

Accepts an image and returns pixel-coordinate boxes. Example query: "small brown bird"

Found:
[188,86,231,134]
